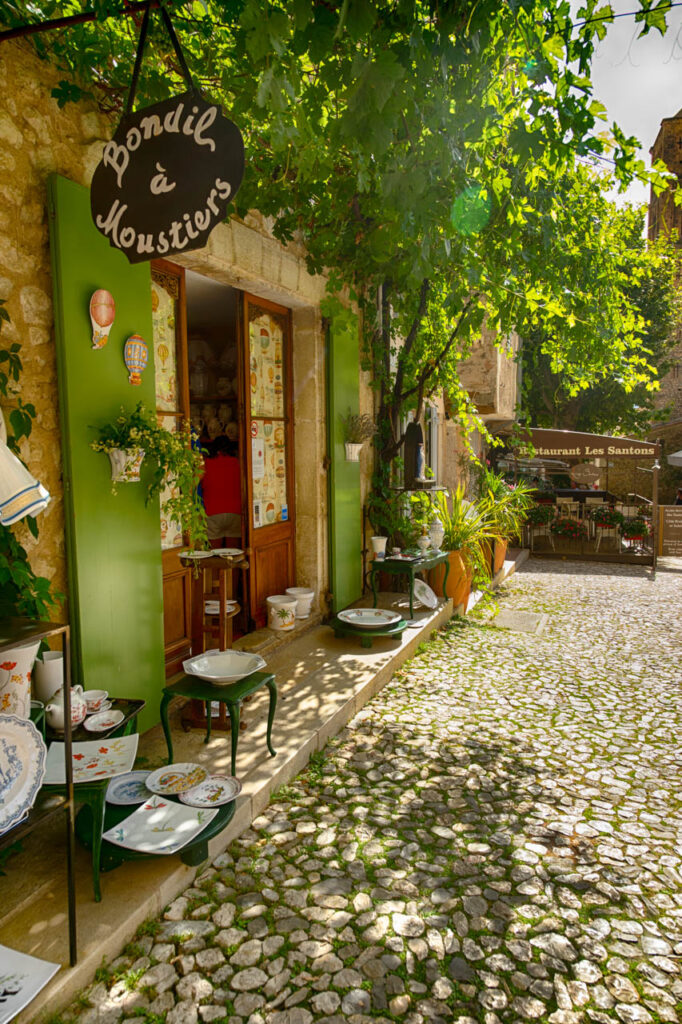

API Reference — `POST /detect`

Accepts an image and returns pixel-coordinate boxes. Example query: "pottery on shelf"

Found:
[45,685,87,732]
[32,650,64,706]
[0,640,41,719]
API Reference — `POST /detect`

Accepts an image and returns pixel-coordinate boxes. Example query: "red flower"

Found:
[0,661,17,671]
[73,753,84,760]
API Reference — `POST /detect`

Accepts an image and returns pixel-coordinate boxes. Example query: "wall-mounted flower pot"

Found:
[108,448,145,483]
[344,442,363,462]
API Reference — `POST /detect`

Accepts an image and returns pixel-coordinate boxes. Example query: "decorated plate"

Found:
[0,715,47,837]
[413,579,438,609]
[337,608,402,629]
[88,699,112,714]
[43,734,139,785]
[179,549,213,560]
[106,770,153,806]
[146,762,208,795]
[83,709,125,733]
[102,795,217,855]
[179,774,242,808]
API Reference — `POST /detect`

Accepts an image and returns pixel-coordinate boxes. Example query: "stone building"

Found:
[648,109,682,501]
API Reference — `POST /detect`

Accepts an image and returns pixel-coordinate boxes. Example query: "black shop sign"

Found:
[91,91,244,264]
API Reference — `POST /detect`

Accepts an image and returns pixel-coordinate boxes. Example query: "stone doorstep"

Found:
[12,547,529,1021]
[11,598,453,1023]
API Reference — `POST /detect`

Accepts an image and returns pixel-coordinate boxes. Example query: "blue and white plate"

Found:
[106,770,152,806]
[0,714,47,836]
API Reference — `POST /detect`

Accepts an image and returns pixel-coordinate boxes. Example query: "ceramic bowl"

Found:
[83,688,109,713]
[182,650,266,686]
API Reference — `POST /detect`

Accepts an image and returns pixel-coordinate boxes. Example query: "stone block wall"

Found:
[0,40,113,608]
[456,326,520,421]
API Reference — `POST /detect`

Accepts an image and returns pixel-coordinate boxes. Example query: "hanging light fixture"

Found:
[0,410,50,526]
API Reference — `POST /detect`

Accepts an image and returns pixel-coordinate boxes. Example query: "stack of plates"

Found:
[204,600,238,616]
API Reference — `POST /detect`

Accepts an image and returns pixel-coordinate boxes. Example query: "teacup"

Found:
[83,688,108,713]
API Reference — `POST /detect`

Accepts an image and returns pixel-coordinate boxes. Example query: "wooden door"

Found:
[242,293,295,627]
[151,260,192,676]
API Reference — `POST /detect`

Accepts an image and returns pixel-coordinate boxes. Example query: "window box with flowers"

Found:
[550,516,587,552]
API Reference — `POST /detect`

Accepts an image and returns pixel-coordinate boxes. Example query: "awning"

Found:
[497,427,660,460]
[667,450,682,468]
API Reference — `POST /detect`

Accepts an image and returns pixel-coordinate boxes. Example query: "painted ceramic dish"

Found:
[0,715,47,837]
[179,774,242,808]
[213,548,243,559]
[337,609,402,630]
[183,650,266,686]
[106,770,152,806]
[43,734,139,785]
[179,550,213,560]
[83,709,125,733]
[413,579,438,609]
[0,944,59,1024]
[146,762,208,796]
[102,795,218,855]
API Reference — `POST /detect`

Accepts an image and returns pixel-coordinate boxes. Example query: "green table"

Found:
[160,672,277,778]
[330,615,408,648]
[370,551,450,618]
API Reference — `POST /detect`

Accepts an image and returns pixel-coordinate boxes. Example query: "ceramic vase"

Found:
[371,536,388,560]
[109,448,145,483]
[428,518,445,553]
[33,650,64,705]
[0,641,40,718]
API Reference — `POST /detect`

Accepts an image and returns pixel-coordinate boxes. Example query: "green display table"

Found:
[76,795,236,872]
[370,551,450,618]
[160,672,277,778]
[330,615,408,648]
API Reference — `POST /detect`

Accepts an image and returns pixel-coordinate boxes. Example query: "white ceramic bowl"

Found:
[183,650,267,686]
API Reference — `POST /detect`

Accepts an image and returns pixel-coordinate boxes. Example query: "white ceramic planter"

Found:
[371,536,387,560]
[108,448,145,483]
[267,595,297,631]
[344,442,363,462]
[33,650,64,705]
[285,587,315,618]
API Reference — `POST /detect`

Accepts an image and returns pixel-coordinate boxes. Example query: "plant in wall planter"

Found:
[91,402,208,548]
[340,410,376,462]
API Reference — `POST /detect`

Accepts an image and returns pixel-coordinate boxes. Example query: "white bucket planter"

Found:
[344,442,363,462]
[108,448,145,483]
[371,536,388,560]
[267,595,297,631]
[285,587,315,618]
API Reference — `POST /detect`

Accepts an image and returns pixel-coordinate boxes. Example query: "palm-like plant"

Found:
[429,485,500,582]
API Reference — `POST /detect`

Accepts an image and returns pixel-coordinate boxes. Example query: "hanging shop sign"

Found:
[90,6,244,264]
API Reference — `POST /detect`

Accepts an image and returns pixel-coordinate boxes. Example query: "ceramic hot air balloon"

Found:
[124,334,148,386]
[89,289,115,349]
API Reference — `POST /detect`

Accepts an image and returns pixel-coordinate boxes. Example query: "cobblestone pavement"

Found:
[75,559,682,1024]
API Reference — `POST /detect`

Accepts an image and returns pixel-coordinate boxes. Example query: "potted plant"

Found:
[340,410,376,462]
[426,486,499,612]
[476,468,534,573]
[588,506,623,530]
[91,403,208,548]
[621,517,650,541]
[549,516,587,552]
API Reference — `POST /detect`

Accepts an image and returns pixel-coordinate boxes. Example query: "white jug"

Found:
[33,651,64,705]
[45,685,87,732]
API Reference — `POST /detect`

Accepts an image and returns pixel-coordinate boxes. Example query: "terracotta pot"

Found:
[493,539,508,575]
[429,549,472,612]
[480,540,493,573]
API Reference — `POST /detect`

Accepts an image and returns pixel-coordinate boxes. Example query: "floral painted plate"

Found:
[102,795,217,855]
[179,550,213,560]
[106,770,152,806]
[337,608,402,629]
[0,715,47,837]
[43,734,139,785]
[413,579,438,610]
[83,709,125,733]
[179,774,242,808]
[146,762,208,796]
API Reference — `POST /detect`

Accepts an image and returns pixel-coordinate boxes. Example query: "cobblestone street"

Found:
[74,560,682,1024]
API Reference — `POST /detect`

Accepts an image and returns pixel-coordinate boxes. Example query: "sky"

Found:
[587,0,682,210]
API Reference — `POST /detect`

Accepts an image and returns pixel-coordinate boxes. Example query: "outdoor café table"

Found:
[370,550,450,618]
[160,671,277,779]
[43,697,145,903]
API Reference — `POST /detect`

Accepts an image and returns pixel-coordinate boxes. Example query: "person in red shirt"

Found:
[201,435,242,547]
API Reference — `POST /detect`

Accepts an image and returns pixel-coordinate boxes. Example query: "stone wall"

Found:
[0,39,113,610]
[456,326,520,423]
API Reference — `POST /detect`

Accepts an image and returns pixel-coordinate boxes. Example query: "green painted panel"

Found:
[326,311,362,612]
[49,175,164,733]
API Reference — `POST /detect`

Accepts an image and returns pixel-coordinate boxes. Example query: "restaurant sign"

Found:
[91,91,244,264]
[515,428,660,460]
